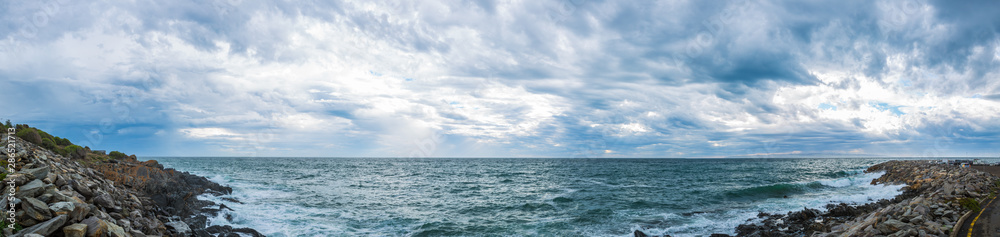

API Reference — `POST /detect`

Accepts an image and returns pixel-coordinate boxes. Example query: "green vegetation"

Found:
[958,197,981,212]
[109,151,128,159]
[62,145,85,159]
[0,218,22,236]
[4,122,135,162]
[55,137,71,146]
[40,137,57,150]
[15,128,42,144]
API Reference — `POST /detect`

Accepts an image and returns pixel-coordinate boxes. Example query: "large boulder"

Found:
[107,222,127,237]
[16,179,47,198]
[12,214,66,237]
[82,216,108,237]
[19,167,49,181]
[62,223,87,237]
[48,202,74,215]
[167,220,192,236]
[20,197,52,221]
[93,193,114,208]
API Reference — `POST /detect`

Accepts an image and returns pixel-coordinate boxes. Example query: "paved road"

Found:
[956,195,998,237]
[957,166,1000,237]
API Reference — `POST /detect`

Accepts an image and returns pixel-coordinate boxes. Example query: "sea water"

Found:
[153,158,907,237]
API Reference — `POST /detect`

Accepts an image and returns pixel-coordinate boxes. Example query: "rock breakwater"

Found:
[1,135,260,236]
[635,160,999,237]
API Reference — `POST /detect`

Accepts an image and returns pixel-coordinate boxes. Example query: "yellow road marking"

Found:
[969,196,997,237]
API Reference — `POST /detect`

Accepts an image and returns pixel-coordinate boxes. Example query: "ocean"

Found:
[153,158,908,237]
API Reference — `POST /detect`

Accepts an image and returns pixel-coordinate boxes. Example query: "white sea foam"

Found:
[633,170,904,237]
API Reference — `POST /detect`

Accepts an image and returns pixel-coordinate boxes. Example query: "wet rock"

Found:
[167,220,192,236]
[634,230,648,237]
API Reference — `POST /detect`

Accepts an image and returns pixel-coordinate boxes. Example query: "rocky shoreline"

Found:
[1,134,261,236]
[635,160,1000,237]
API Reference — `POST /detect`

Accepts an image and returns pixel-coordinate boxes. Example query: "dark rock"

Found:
[232,227,266,237]
[20,167,49,181]
[185,215,208,230]
[93,193,114,208]
[82,216,108,237]
[193,229,212,237]
[21,197,52,221]
[166,220,191,236]
[16,179,47,198]
[14,214,67,236]
[634,230,648,237]
[70,180,93,198]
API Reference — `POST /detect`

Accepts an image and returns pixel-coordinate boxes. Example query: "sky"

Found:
[1,0,999,158]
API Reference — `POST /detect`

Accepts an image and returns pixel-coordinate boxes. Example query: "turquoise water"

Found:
[153,158,906,236]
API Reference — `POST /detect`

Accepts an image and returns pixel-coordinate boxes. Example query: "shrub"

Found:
[15,128,42,145]
[959,198,981,212]
[54,136,72,146]
[35,129,53,141]
[63,145,85,159]
[40,138,57,150]
[109,151,128,160]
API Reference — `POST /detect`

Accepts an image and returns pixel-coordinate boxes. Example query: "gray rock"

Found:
[54,174,67,187]
[94,193,114,208]
[20,167,49,181]
[48,202,74,215]
[11,214,66,237]
[62,223,87,237]
[70,180,93,198]
[107,221,127,237]
[82,216,108,237]
[69,201,90,222]
[167,220,192,235]
[16,179,47,198]
[4,173,29,186]
[876,219,906,234]
[20,197,51,221]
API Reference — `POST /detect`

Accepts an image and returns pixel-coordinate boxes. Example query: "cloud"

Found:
[1,0,998,157]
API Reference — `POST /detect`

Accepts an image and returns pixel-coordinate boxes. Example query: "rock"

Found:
[48,202,75,215]
[3,173,29,186]
[16,179,47,198]
[107,221,127,237]
[231,227,266,237]
[70,180,93,198]
[20,167,49,181]
[20,197,52,221]
[82,216,108,237]
[129,230,147,237]
[634,230,648,237]
[167,220,191,235]
[63,223,87,237]
[13,214,67,236]
[69,202,91,222]
[93,193,114,208]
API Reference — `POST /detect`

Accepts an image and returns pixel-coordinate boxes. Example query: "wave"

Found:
[637,170,903,236]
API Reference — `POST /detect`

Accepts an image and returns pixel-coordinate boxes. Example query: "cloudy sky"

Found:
[1,0,998,158]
